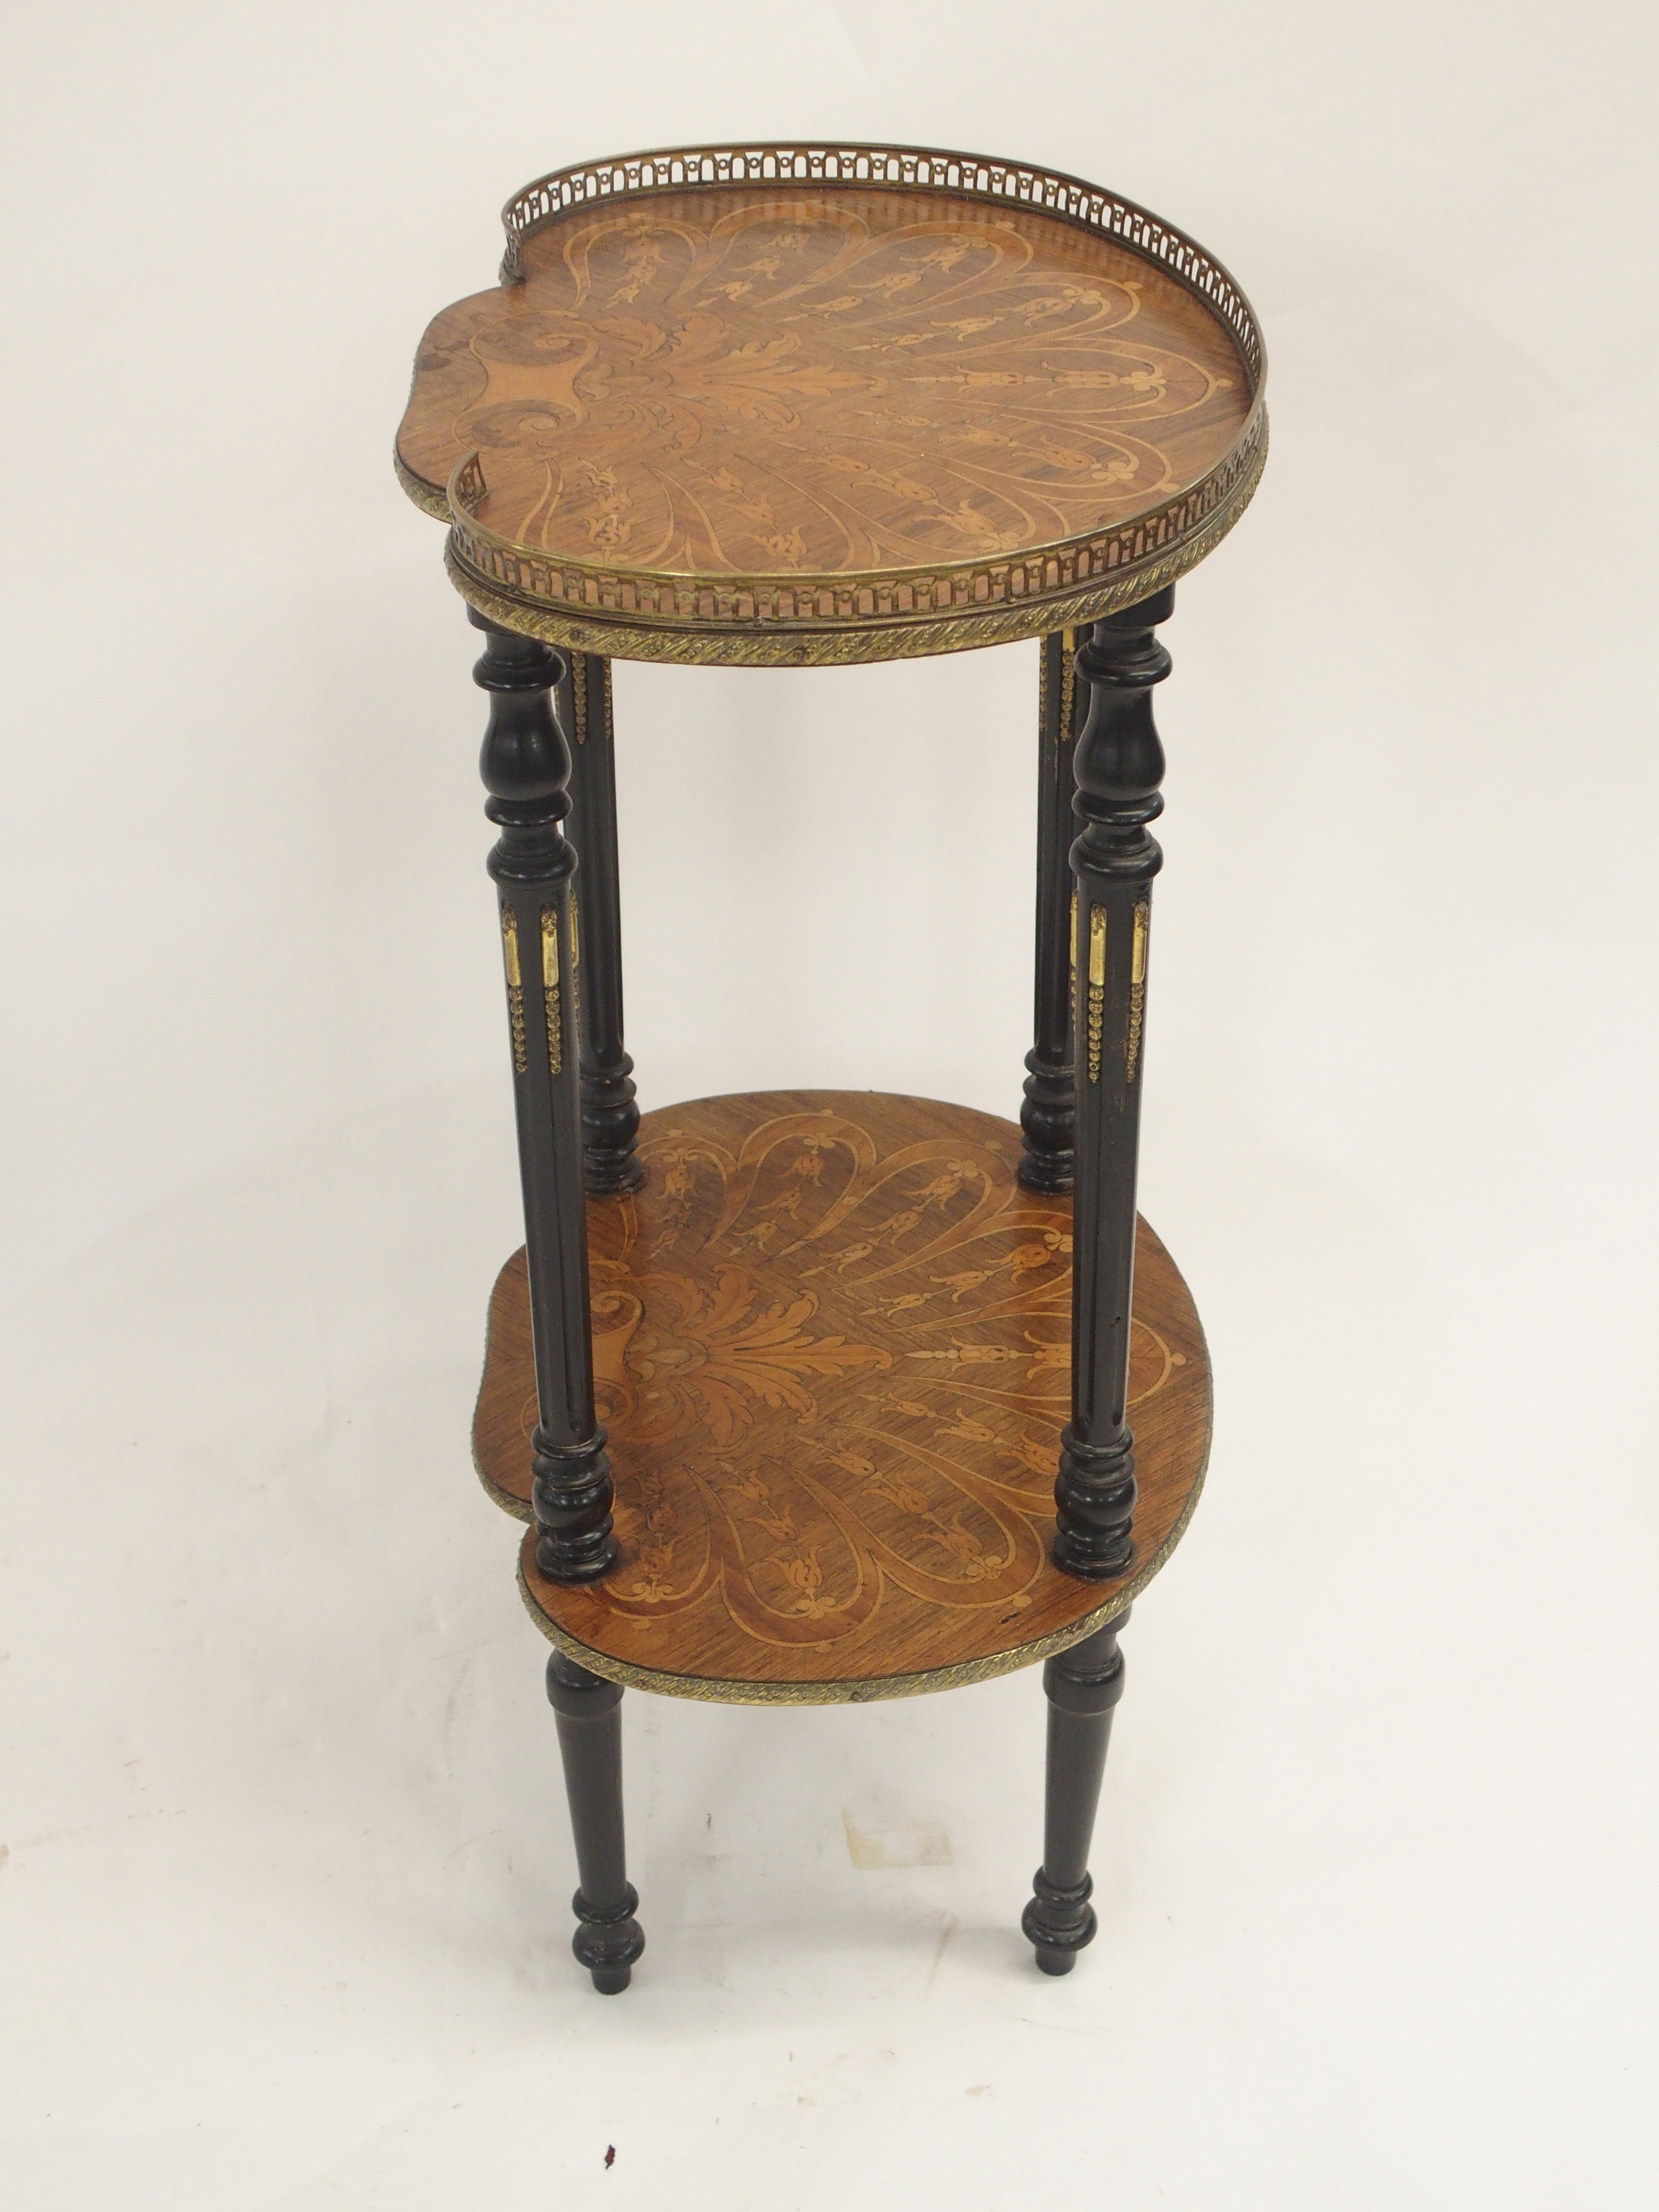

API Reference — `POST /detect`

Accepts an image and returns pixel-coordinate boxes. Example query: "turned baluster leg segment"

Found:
[1022,1610,1129,1972]
[1020,625,1091,1192]
[561,651,643,1195]
[546,1650,645,1993]
[1054,589,1172,1578]
[473,609,617,1584]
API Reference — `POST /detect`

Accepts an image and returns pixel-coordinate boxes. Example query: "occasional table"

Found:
[395,143,1267,1991]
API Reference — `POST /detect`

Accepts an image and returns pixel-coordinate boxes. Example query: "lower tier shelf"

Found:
[473,1090,1211,1703]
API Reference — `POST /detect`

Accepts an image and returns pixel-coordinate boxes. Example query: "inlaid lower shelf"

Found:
[473,1090,1211,1703]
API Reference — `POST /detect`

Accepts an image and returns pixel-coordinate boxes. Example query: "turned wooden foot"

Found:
[1022,1610,1128,1973]
[546,1649,644,1992]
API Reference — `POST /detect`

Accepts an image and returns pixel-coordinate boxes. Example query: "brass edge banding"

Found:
[1037,631,1051,746]
[394,440,450,521]
[477,1455,533,1522]
[439,410,1266,658]
[512,1411,1210,1704]
[438,424,1267,667]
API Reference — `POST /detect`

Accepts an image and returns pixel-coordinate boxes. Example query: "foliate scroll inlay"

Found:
[399,144,1267,658]
[481,1090,1213,1698]
[501,907,527,1075]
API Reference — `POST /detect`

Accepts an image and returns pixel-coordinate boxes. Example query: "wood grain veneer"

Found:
[397,148,1265,662]
[472,1091,1211,1701]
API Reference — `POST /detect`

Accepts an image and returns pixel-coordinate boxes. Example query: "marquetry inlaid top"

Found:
[397,144,1267,664]
[474,1090,1212,1702]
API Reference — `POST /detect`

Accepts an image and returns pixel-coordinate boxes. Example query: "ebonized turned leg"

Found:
[1053,591,1173,1579]
[546,1650,644,1993]
[561,651,643,1195]
[1020,625,1090,1193]
[473,610,617,1584]
[1022,1609,1128,1973]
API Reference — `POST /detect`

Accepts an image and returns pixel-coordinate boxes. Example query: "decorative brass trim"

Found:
[569,891,581,1025]
[1037,630,1051,749]
[498,146,1264,395]
[440,405,1266,667]
[540,905,562,1075]
[401,144,1269,658]
[500,908,527,1075]
[394,439,449,522]
[513,1434,1208,1705]
[1069,889,1079,1054]
[1127,901,1149,1084]
[1086,906,1107,1084]
[1058,627,1076,750]
[440,424,1266,668]
[569,651,588,746]
[600,656,613,744]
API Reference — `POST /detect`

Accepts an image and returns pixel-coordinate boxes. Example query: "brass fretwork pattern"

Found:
[500,907,527,1075]
[398,144,1266,664]
[495,144,1263,381]
[473,1090,1211,1701]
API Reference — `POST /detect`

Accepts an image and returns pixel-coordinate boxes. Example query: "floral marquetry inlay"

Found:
[397,152,1265,662]
[473,1091,1212,1701]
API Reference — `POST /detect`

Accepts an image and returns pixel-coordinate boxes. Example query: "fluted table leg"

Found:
[561,651,643,1195]
[1053,590,1174,1580]
[472,609,617,1585]
[1020,625,1090,1192]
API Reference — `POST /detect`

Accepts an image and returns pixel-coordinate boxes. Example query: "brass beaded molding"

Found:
[424,142,1268,667]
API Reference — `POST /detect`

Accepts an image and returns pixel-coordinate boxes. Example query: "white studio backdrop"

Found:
[2,4,1656,2206]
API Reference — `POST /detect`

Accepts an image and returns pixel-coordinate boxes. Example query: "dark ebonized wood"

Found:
[1052,591,1173,1580]
[1021,1608,1128,1972]
[545,1649,644,1992]
[473,609,617,1584]
[1019,625,1092,1192]
[561,651,643,1195]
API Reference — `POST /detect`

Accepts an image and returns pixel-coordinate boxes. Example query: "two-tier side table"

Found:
[395,143,1266,1991]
